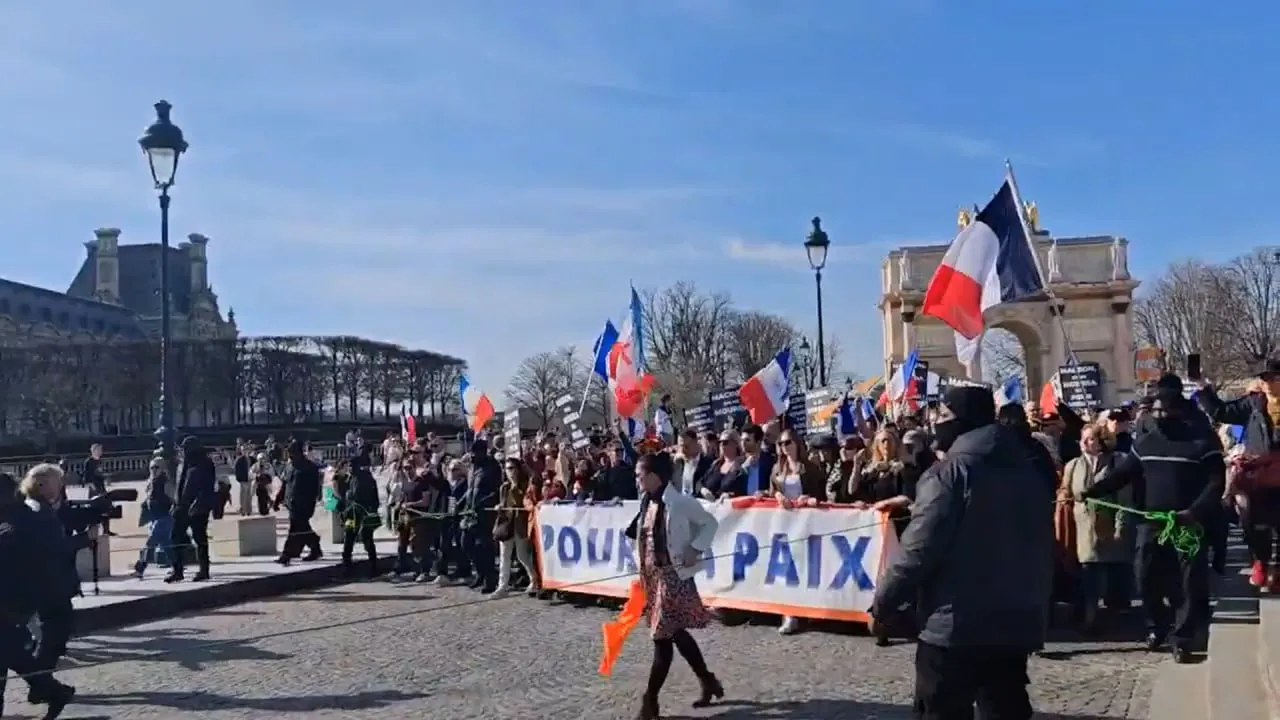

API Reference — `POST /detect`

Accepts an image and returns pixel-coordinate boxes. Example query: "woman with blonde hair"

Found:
[1065,425,1126,630]
[20,463,86,694]
[134,457,175,579]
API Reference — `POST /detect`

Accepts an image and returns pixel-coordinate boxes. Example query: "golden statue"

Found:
[1025,201,1039,231]
[957,208,973,229]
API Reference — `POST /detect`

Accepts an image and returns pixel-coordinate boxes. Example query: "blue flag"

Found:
[591,320,620,381]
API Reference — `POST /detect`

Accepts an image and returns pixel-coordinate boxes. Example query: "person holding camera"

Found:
[166,436,217,583]
[0,471,78,718]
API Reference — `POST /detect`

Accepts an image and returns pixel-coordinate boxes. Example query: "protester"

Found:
[1061,425,1127,631]
[278,440,323,565]
[167,436,216,583]
[770,429,825,636]
[873,386,1053,719]
[702,430,745,499]
[249,452,274,516]
[1197,361,1280,589]
[395,451,448,581]
[462,438,501,593]
[1084,388,1224,662]
[134,457,174,579]
[0,471,77,719]
[494,460,539,598]
[339,443,381,578]
[737,425,774,495]
[625,451,722,720]
[674,429,714,497]
[18,463,86,697]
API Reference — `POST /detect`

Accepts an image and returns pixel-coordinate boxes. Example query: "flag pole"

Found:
[1004,158,1079,367]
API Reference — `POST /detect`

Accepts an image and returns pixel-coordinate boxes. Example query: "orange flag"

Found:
[599,579,647,677]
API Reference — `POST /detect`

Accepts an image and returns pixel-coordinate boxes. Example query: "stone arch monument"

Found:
[879,214,1141,405]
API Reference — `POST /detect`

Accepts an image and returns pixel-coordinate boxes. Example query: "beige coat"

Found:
[1065,451,1128,564]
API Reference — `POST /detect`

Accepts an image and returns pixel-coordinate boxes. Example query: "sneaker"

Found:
[1251,561,1267,588]
[435,575,455,587]
[490,587,510,599]
[778,616,800,635]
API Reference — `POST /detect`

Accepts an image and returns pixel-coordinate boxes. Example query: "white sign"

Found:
[534,501,899,623]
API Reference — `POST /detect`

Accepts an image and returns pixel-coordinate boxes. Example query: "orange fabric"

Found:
[599,579,647,677]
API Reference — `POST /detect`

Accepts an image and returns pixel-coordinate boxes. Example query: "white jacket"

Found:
[631,486,720,580]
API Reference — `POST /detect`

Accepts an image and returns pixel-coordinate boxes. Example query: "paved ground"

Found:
[4,581,1164,719]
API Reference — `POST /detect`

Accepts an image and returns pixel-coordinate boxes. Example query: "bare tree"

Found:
[641,282,734,409]
[726,311,798,379]
[1134,260,1242,380]
[1226,249,1280,367]
[506,348,577,429]
[980,328,1026,385]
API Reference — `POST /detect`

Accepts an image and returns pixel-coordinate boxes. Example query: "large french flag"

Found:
[608,287,655,419]
[739,348,793,424]
[459,374,496,432]
[921,180,1045,339]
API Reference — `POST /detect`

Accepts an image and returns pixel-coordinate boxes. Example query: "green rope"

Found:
[1084,497,1204,558]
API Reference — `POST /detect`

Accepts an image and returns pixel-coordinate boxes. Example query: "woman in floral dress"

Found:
[625,451,724,720]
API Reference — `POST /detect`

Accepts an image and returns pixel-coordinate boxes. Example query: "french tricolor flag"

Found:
[921,179,1045,339]
[459,374,496,433]
[739,348,793,424]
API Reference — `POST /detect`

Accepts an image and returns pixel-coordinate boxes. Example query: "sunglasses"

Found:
[779,438,796,446]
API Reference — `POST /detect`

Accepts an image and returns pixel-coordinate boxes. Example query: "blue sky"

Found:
[1,1,1275,398]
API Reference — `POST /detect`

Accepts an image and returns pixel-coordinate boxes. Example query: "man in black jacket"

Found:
[340,444,381,578]
[461,439,501,592]
[166,436,217,583]
[0,472,77,718]
[873,386,1054,720]
[1083,388,1225,663]
[278,441,323,565]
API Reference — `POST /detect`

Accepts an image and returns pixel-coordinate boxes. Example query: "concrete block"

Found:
[75,535,112,581]
[236,516,278,557]
[329,513,345,544]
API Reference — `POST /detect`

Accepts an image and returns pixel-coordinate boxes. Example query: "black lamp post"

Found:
[139,100,188,478]
[797,337,814,391]
[804,217,830,387]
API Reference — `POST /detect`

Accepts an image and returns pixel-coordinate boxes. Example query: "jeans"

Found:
[170,511,210,575]
[397,521,439,576]
[1078,562,1128,611]
[137,515,174,568]
[498,535,539,590]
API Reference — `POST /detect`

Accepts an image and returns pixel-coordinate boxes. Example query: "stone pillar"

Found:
[93,228,120,303]
[1111,296,1135,403]
[1047,300,1066,376]
[900,304,918,362]
[187,233,209,292]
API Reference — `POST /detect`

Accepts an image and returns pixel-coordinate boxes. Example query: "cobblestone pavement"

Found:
[4,581,1163,719]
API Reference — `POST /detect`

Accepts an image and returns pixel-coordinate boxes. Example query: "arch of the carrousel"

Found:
[878,222,1142,406]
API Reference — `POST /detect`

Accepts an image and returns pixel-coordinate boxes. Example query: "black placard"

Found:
[709,386,747,432]
[1057,363,1103,410]
[784,393,808,435]
[804,388,837,438]
[553,393,592,449]
[683,402,715,435]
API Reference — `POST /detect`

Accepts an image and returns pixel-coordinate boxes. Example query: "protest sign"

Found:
[1057,363,1103,410]
[537,501,898,622]
[804,388,837,438]
[684,402,715,434]
[784,393,808,434]
[709,386,746,432]
[554,393,592,449]
[503,409,521,453]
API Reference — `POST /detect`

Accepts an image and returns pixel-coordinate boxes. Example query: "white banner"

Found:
[535,501,900,623]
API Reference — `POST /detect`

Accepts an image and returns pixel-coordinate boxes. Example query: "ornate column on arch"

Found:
[900,302,918,361]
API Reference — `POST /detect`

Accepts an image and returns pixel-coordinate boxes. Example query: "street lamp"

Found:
[804,217,830,386]
[797,337,813,391]
[139,100,188,478]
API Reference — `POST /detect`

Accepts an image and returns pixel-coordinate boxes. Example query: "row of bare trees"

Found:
[0,335,467,441]
[505,282,843,428]
[1133,248,1280,382]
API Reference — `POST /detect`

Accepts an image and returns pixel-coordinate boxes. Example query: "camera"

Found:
[63,488,138,532]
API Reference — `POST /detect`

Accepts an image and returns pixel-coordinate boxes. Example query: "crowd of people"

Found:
[2,360,1274,719]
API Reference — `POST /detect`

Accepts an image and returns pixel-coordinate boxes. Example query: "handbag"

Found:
[493,512,515,542]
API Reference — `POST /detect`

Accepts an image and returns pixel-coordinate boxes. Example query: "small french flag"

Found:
[738,348,793,424]
[459,375,496,432]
